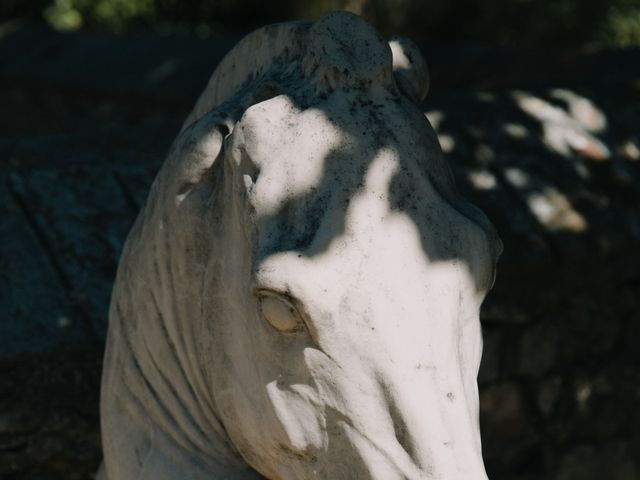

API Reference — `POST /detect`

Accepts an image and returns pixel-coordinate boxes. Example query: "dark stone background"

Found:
[1,26,639,479]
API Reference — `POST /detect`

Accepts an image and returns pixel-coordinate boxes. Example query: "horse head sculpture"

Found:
[100,11,501,480]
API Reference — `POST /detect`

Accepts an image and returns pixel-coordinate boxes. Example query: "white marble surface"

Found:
[100,11,500,480]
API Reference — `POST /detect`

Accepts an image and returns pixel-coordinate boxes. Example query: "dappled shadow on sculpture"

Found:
[100,11,500,480]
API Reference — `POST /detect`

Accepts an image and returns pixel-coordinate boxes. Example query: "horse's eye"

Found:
[258,291,305,333]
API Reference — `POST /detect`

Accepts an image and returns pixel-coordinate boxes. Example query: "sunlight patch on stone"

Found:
[527,188,587,232]
[438,134,456,153]
[502,123,528,139]
[503,167,529,188]
[425,110,443,129]
[549,89,607,133]
[514,90,611,161]
[468,169,497,190]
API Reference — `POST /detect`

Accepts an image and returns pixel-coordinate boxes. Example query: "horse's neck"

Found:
[103,287,261,479]
[102,330,263,480]
[102,401,262,480]
[127,415,262,480]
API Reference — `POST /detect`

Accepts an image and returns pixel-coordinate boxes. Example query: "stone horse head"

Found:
[100,12,501,480]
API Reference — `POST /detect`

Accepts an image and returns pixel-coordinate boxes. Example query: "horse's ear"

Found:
[162,108,233,200]
[165,22,309,204]
[389,36,430,103]
[180,21,310,133]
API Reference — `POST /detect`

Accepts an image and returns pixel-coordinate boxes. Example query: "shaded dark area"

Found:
[0,12,639,480]
[3,0,640,47]
[0,349,102,480]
